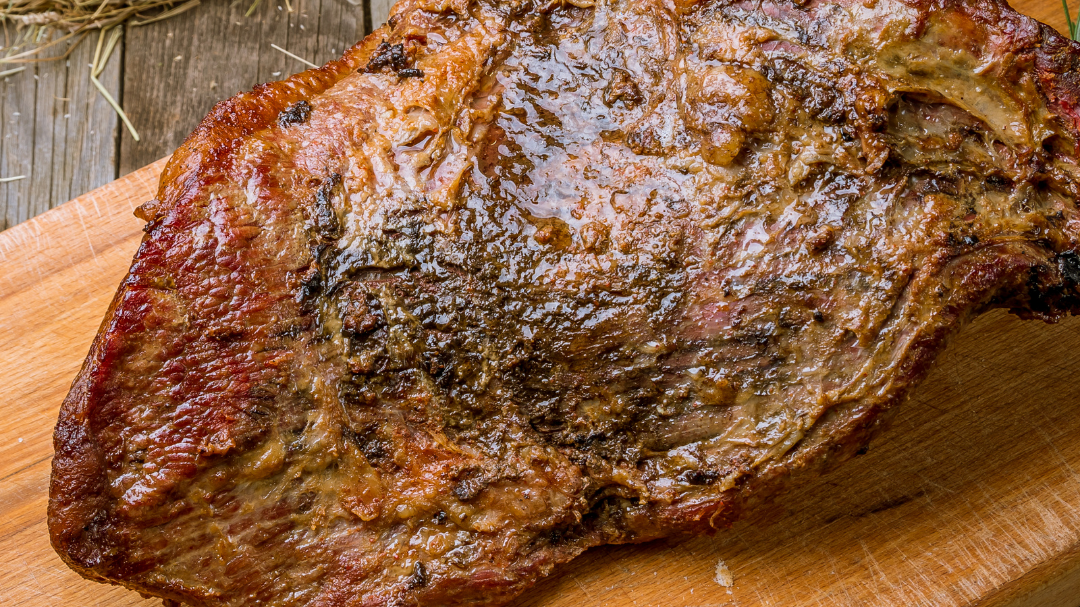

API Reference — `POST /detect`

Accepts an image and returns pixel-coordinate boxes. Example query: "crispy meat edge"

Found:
[46,0,1080,603]
[46,25,392,604]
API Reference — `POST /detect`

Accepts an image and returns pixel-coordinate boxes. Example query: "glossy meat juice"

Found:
[50,0,1080,605]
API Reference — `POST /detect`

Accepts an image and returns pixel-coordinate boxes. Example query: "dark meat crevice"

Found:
[50,0,1080,605]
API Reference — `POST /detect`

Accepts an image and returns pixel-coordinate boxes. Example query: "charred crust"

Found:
[1058,251,1080,287]
[341,288,385,339]
[362,40,417,77]
[47,0,1080,604]
[365,41,408,71]
[344,425,393,464]
[313,173,343,239]
[451,467,489,502]
[423,351,455,387]
[297,265,323,309]
[278,100,312,127]
[677,469,721,485]
[408,560,428,589]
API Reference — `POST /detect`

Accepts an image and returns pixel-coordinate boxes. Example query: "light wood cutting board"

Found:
[3,3,1080,605]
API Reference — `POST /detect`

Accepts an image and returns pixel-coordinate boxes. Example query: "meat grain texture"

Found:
[48,0,1080,605]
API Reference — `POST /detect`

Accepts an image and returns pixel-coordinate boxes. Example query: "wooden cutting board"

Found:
[3,3,1080,604]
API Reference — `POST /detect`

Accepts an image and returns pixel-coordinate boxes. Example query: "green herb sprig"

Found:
[1064,0,1079,40]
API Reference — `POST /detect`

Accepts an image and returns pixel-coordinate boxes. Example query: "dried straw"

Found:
[90,25,139,141]
[1064,0,1080,40]
[270,43,316,68]
[0,0,200,63]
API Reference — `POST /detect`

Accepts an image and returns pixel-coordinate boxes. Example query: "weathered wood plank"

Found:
[0,36,121,231]
[59,36,123,204]
[370,0,392,29]
[118,2,277,174]
[306,0,366,65]
[30,54,62,228]
[118,0,367,175]
[1,63,38,229]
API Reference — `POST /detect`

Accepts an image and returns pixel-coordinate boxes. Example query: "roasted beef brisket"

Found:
[49,0,1080,604]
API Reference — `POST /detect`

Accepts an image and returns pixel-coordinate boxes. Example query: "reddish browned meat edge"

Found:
[48,0,1080,604]
[47,30,383,602]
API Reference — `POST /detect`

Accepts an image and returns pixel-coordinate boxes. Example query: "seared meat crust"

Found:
[50,0,1080,605]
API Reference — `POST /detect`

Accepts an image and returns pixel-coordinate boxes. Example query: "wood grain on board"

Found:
[5,155,1080,607]
[3,1,1080,607]
[0,159,166,607]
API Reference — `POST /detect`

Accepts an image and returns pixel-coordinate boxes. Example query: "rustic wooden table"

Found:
[0,0,392,231]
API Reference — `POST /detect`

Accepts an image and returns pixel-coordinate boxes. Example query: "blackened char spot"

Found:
[548,528,564,544]
[677,469,720,485]
[767,58,847,123]
[452,468,489,502]
[344,426,392,464]
[408,561,427,589]
[314,174,343,239]
[1058,251,1080,287]
[342,292,384,339]
[423,351,455,387]
[580,432,608,446]
[297,491,318,513]
[397,68,424,79]
[297,265,323,310]
[364,41,411,73]
[278,100,311,127]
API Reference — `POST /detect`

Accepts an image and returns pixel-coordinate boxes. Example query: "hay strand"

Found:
[130,0,198,26]
[270,43,316,68]
[89,25,140,141]
[0,0,197,62]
